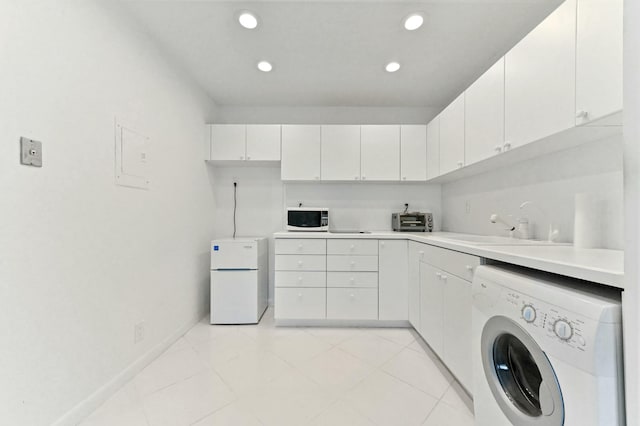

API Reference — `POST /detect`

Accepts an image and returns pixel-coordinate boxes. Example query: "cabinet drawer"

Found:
[275,271,326,288]
[275,255,326,271]
[275,288,326,319]
[327,255,378,272]
[275,239,326,255]
[327,239,378,255]
[327,288,378,320]
[327,272,378,288]
[421,245,480,281]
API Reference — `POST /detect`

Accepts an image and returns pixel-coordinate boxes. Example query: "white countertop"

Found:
[273,231,624,289]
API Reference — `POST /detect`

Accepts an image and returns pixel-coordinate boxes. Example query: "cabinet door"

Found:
[275,288,326,320]
[426,118,440,179]
[439,93,465,175]
[321,125,361,181]
[575,0,623,125]
[400,125,427,181]
[419,262,444,357]
[210,125,246,161]
[361,125,400,181]
[505,0,576,148]
[281,125,321,181]
[442,274,473,390]
[465,58,505,165]
[246,125,281,161]
[378,240,408,321]
[407,242,424,329]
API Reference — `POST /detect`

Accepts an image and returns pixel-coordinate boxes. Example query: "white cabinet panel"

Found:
[443,274,473,390]
[575,0,623,125]
[321,125,361,181]
[327,288,378,320]
[275,239,326,255]
[210,125,245,161]
[327,239,378,255]
[275,255,326,271]
[465,58,505,165]
[246,125,281,161]
[426,118,440,179]
[275,288,326,319]
[326,272,378,288]
[421,245,480,282]
[505,0,577,148]
[408,242,425,329]
[378,240,408,321]
[439,93,465,175]
[275,271,327,288]
[327,255,378,272]
[400,125,427,181]
[360,125,400,181]
[419,262,444,357]
[281,125,321,181]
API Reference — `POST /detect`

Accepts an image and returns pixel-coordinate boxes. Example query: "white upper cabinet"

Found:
[426,117,440,180]
[246,125,281,161]
[321,125,361,181]
[400,125,427,181]
[439,93,465,175]
[505,0,577,148]
[465,58,505,165]
[281,125,321,181]
[575,0,623,125]
[361,125,400,181]
[210,124,246,161]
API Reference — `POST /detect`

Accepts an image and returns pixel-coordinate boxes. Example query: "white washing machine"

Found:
[472,265,624,426]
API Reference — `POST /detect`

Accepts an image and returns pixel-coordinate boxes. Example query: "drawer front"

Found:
[327,255,379,272]
[275,239,326,255]
[275,271,327,288]
[275,288,326,319]
[327,272,378,288]
[327,239,378,255]
[327,288,378,320]
[275,255,326,271]
[421,245,480,281]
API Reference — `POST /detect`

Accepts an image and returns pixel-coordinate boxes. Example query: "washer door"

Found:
[481,316,564,426]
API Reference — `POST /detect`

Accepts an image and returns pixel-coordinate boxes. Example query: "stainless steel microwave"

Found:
[287,207,329,232]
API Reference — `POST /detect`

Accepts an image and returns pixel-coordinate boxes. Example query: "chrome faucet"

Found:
[519,201,559,242]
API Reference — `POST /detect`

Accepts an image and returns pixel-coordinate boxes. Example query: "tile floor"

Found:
[80,308,474,426]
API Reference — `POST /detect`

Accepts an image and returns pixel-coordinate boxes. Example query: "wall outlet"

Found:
[134,321,145,344]
[465,200,471,214]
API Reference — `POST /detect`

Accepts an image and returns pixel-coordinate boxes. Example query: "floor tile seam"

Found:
[137,367,211,400]
[377,369,447,402]
[437,387,475,418]
[437,398,475,419]
[186,399,237,426]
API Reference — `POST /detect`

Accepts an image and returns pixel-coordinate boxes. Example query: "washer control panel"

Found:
[503,290,590,352]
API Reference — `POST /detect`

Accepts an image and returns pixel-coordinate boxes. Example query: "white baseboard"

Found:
[52,314,202,426]
[274,318,411,328]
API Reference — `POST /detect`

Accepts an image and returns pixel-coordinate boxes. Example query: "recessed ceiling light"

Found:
[257,61,273,72]
[404,13,424,31]
[238,11,258,29]
[385,62,401,73]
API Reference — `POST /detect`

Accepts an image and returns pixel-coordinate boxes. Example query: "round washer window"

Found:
[493,333,543,417]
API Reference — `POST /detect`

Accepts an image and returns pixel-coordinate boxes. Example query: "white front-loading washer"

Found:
[472,265,624,426]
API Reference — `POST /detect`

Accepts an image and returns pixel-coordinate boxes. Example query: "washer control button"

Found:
[577,335,586,346]
[554,319,573,341]
[521,305,537,323]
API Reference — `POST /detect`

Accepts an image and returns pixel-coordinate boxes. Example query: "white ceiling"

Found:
[121,0,561,108]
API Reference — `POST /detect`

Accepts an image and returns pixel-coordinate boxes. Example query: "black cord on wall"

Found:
[233,182,237,239]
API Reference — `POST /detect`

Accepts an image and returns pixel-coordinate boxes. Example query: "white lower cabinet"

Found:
[419,262,445,357]
[442,273,473,391]
[378,240,408,321]
[275,271,327,288]
[327,255,378,272]
[327,288,378,320]
[408,242,424,330]
[275,288,326,319]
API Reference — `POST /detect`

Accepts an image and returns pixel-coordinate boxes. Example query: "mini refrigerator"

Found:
[210,237,268,324]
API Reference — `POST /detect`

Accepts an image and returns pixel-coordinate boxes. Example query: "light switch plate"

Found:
[20,137,42,167]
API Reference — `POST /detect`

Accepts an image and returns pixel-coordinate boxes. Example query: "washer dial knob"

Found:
[553,319,573,341]
[521,305,537,323]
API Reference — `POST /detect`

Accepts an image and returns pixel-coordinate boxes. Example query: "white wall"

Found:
[0,1,217,425]
[216,106,440,125]
[623,0,640,422]
[442,136,624,248]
